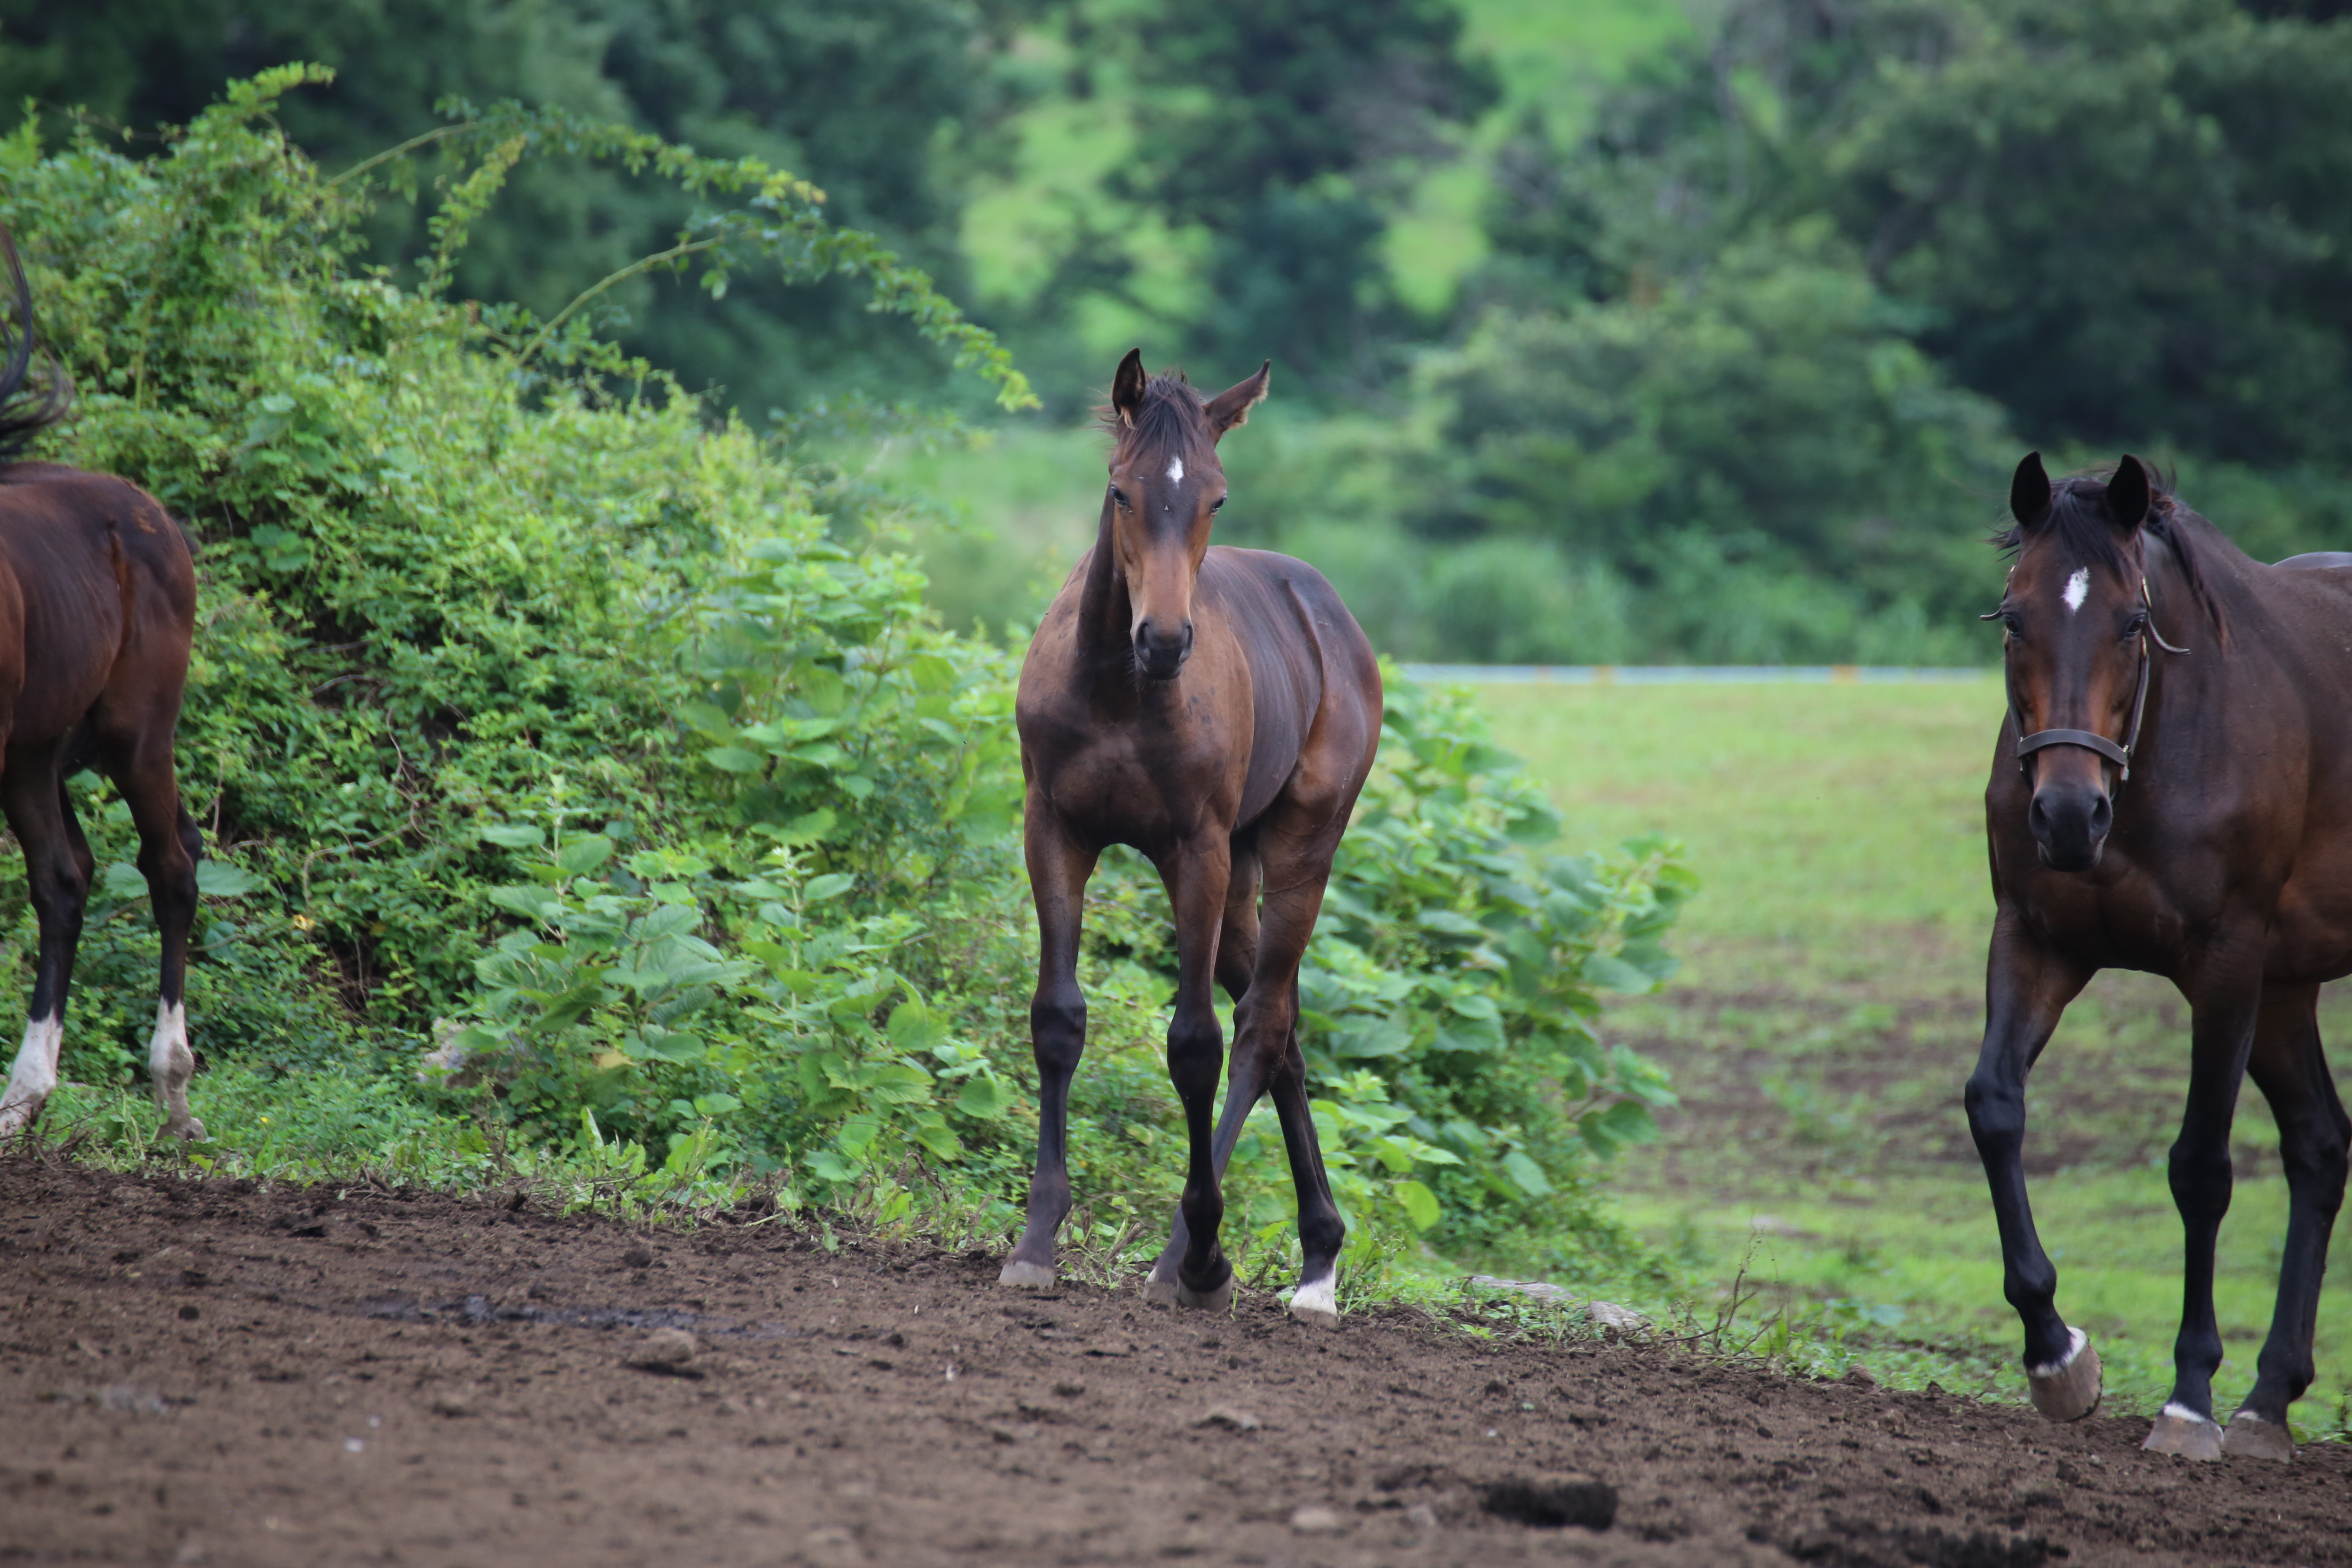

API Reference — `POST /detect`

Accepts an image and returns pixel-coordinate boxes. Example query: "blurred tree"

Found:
[0,0,1033,414]
[1109,0,1497,390]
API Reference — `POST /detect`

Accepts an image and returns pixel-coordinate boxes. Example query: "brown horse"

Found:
[1002,351,1382,1325]
[1970,452,2352,1460]
[0,229,207,1145]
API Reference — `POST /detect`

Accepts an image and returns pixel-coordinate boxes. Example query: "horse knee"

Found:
[1029,987,1085,1073]
[1964,1071,2024,1150]
[1165,1010,1223,1102]
[2167,1137,2234,1219]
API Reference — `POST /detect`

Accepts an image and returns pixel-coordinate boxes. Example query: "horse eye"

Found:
[1212,495,1226,512]
[1111,487,1129,509]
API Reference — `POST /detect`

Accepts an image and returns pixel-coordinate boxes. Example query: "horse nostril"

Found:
[2029,794,2051,837]
[2090,795,2113,836]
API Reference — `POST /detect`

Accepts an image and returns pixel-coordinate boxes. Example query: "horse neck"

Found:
[1073,494,1133,672]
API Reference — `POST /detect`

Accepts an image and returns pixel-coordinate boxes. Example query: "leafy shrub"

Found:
[3,71,1687,1280]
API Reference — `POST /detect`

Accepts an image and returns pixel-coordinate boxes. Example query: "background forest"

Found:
[11,0,2351,663]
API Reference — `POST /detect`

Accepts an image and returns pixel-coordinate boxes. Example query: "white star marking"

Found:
[2062,568,2089,614]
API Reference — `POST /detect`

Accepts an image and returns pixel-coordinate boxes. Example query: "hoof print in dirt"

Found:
[627,1327,702,1377]
[1480,1475,1617,1532]
[620,1246,654,1270]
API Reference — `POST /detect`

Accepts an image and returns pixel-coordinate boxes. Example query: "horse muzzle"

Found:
[1134,617,1193,681]
[2029,781,2113,873]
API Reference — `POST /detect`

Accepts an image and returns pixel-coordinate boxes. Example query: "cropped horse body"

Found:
[0,231,205,1145]
[1002,352,1381,1325]
[1970,452,2352,1461]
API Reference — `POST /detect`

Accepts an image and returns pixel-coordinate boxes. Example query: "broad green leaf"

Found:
[887,1001,949,1051]
[956,1074,1015,1119]
[1501,1149,1554,1197]
[99,863,149,900]
[479,823,544,848]
[704,746,765,773]
[556,835,614,877]
[804,873,855,902]
[1394,1179,1441,1231]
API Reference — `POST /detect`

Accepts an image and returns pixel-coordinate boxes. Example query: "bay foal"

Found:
[0,229,207,1145]
[1971,452,2352,1459]
[1002,352,1381,1325]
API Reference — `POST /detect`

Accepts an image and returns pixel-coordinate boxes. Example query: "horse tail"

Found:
[0,225,71,464]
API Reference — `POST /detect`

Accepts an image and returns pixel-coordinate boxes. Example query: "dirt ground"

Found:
[3,1160,2345,1568]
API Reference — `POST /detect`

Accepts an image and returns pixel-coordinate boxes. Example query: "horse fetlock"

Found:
[2221,1410,2298,1462]
[2143,1402,2225,1461]
[2024,1327,2102,1422]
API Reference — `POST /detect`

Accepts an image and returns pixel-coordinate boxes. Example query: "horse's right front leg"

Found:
[1000,802,1098,1289]
[1964,914,2094,1419]
[1143,836,1234,1310]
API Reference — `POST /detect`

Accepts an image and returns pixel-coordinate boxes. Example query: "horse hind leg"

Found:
[0,744,88,1144]
[2222,985,2347,1461]
[98,724,203,1141]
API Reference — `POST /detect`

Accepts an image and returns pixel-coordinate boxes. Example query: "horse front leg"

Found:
[2143,944,2266,1460]
[1000,800,1099,1288]
[1965,914,2094,1418]
[1142,836,1234,1310]
[2223,983,2348,1461]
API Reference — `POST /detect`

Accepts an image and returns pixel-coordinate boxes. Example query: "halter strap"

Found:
[2006,577,2179,786]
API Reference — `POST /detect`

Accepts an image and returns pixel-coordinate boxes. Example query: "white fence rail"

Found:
[1395,664,1994,685]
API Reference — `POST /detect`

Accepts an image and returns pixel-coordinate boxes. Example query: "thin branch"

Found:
[518,237,726,365]
[326,123,474,189]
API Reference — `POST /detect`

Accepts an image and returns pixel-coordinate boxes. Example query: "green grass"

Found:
[1472,679,2352,1434]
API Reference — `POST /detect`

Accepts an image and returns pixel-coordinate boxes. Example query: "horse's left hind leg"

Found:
[2223,984,2348,1461]
[102,731,203,1141]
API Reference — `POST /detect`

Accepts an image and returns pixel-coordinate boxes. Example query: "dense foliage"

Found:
[1,73,1687,1280]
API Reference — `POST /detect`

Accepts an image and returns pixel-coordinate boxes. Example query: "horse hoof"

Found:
[2223,1411,2296,1462]
[2025,1327,2102,1422]
[1175,1277,1234,1313]
[167,1116,206,1143]
[1141,1271,1179,1306]
[998,1259,1056,1289]
[2143,1404,2225,1461]
[1287,1276,1339,1328]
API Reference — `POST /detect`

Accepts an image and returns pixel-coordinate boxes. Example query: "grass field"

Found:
[1473,678,2352,1435]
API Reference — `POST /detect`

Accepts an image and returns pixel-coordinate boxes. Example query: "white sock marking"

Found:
[0,1014,64,1140]
[147,1000,203,1139]
[2062,567,2089,614]
[2161,1400,2216,1426]
[1290,1276,1338,1322]
[1166,455,1184,484]
[2027,1324,2087,1377]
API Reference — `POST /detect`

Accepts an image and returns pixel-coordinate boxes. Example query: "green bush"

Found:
[4,71,1688,1280]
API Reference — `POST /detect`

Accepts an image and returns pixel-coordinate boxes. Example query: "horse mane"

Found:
[1993,465,2228,644]
[1098,372,1207,467]
[0,228,70,463]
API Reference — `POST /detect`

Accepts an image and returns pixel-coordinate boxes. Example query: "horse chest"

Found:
[1025,717,1245,850]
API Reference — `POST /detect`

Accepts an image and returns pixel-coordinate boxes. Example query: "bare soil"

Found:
[3,1160,2344,1568]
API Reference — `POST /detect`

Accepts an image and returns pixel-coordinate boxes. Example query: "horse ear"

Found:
[2009,451,2051,527]
[1111,349,1147,428]
[2105,454,2152,531]
[1204,361,1271,442]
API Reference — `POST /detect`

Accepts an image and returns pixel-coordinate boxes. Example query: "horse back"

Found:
[0,465,193,744]
[1195,546,1379,829]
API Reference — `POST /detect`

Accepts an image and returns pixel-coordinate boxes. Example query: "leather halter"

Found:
[1991,576,2189,786]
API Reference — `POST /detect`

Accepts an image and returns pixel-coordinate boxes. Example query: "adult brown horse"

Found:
[1970,452,2352,1461]
[1001,351,1381,1325]
[0,228,207,1146]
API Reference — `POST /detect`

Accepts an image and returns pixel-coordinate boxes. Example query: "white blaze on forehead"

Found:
[1166,455,1184,484]
[2062,568,2090,614]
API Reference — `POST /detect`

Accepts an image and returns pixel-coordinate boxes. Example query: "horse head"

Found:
[1989,451,2172,872]
[1104,350,1270,680]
